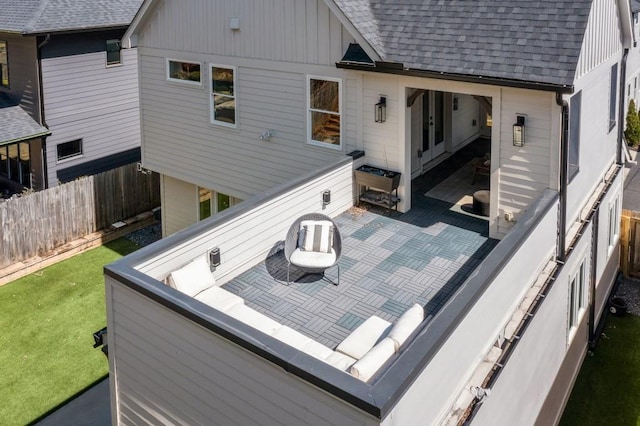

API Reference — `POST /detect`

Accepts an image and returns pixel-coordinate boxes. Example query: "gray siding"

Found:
[0,33,41,122]
[138,0,352,66]
[139,50,350,201]
[106,279,378,426]
[41,48,140,186]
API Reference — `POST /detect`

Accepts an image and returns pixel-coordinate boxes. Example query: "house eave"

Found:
[336,61,575,94]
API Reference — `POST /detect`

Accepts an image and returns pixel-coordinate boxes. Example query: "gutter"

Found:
[336,61,574,94]
[556,93,569,262]
[36,34,51,189]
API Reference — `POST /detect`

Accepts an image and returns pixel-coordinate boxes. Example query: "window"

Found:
[608,196,620,253]
[198,187,240,220]
[210,65,236,126]
[106,39,121,66]
[568,260,587,340]
[609,63,618,132]
[0,40,8,87]
[568,91,581,182]
[167,59,201,85]
[0,142,30,186]
[0,145,7,177]
[307,76,341,149]
[57,139,83,161]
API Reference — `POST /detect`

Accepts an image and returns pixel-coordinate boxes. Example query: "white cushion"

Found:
[323,351,357,370]
[271,326,313,350]
[225,304,281,335]
[336,316,392,360]
[290,248,336,269]
[388,304,424,351]
[169,256,215,297]
[301,339,334,361]
[349,337,396,382]
[194,286,244,313]
[300,220,333,253]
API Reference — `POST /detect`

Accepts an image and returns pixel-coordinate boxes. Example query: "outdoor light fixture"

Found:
[209,247,221,271]
[513,115,526,147]
[375,96,387,123]
[322,190,331,207]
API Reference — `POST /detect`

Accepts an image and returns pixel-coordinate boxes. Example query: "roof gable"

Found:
[331,0,599,87]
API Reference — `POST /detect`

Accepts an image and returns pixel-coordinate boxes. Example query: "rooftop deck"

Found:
[222,193,497,349]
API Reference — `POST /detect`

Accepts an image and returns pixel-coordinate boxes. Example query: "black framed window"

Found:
[57,139,83,161]
[106,39,121,66]
[609,63,618,131]
[568,91,581,182]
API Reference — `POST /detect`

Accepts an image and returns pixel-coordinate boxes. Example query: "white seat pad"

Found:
[323,351,357,370]
[194,286,244,313]
[336,316,392,360]
[225,304,281,335]
[290,248,336,269]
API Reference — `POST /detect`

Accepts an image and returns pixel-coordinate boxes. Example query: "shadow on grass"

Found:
[101,238,143,258]
[27,374,110,426]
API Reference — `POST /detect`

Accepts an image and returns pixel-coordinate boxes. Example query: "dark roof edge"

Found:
[336,61,575,94]
[0,130,50,146]
[24,25,130,36]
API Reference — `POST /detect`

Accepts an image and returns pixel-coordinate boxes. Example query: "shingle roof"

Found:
[332,0,594,87]
[0,0,143,34]
[631,0,640,13]
[0,94,50,145]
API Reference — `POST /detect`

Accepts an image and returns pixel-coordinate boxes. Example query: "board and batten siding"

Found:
[139,49,353,201]
[106,279,378,426]
[41,48,141,186]
[575,0,624,78]
[161,175,199,236]
[138,0,353,66]
[0,34,41,122]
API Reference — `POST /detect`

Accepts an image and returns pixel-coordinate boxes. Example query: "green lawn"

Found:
[0,238,140,426]
[560,314,640,426]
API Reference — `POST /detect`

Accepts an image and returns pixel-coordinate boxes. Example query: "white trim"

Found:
[306,75,343,151]
[166,58,203,86]
[210,64,237,129]
[55,139,84,163]
[106,39,123,68]
[567,258,587,345]
[607,195,620,257]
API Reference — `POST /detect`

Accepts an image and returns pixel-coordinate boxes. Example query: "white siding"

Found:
[107,280,378,426]
[138,0,352,66]
[161,174,198,236]
[496,88,557,237]
[575,0,624,78]
[139,49,352,201]
[451,94,481,150]
[41,48,141,185]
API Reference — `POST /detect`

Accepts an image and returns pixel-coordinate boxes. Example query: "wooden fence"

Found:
[0,163,160,268]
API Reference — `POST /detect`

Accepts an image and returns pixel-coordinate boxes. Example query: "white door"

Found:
[422,91,445,166]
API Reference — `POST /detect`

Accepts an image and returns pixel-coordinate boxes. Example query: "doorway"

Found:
[411,90,447,177]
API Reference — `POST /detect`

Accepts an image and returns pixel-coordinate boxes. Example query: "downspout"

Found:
[588,207,599,346]
[36,34,50,189]
[617,48,629,165]
[556,92,569,262]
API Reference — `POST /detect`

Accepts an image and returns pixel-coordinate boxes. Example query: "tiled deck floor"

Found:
[223,195,497,349]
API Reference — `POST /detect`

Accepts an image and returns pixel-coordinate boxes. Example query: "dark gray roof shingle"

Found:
[0,0,143,34]
[333,0,593,87]
[0,94,50,145]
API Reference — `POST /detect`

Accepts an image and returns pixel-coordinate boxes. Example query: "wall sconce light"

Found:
[322,190,331,207]
[209,247,221,271]
[375,96,387,123]
[513,115,525,147]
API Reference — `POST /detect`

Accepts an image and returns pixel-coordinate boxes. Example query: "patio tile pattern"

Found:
[223,195,497,349]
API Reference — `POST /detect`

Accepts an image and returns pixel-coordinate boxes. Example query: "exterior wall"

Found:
[106,278,378,426]
[137,0,352,65]
[472,222,593,426]
[575,0,624,78]
[41,47,140,186]
[161,174,199,236]
[567,53,621,226]
[625,13,640,121]
[451,94,482,150]
[382,192,558,425]
[0,33,41,122]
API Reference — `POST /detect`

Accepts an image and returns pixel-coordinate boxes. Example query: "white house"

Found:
[104,0,632,424]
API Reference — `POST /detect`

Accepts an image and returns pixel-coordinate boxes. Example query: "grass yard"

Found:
[0,238,140,426]
[560,314,640,426]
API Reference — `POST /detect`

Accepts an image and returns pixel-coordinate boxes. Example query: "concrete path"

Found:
[34,378,111,426]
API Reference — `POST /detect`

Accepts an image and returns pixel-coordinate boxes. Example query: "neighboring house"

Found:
[0,0,142,194]
[105,0,632,425]
[626,0,640,114]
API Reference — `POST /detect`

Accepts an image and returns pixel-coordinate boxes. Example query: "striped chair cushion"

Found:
[299,220,333,253]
